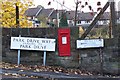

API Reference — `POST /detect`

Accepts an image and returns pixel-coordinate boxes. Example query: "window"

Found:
[78,21,81,24]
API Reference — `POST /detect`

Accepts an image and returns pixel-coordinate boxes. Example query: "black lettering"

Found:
[42,40,45,43]
[37,40,39,43]
[46,40,48,43]
[34,45,46,50]
[42,40,51,43]
[13,38,18,42]
[27,39,39,43]
[43,46,46,49]
[13,38,24,42]
[28,45,31,48]
[20,45,31,48]
[20,45,23,48]
[19,39,24,42]
[13,38,16,41]
[27,39,31,42]
[33,39,39,43]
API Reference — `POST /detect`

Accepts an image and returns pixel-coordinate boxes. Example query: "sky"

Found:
[33,0,120,12]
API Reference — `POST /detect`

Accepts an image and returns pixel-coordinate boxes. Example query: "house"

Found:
[77,12,110,28]
[24,6,42,27]
[46,9,66,27]
[25,6,75,27]
[25,6,119,28]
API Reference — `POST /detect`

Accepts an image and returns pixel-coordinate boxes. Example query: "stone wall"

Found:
[2,27,79,67]
[0,28,2,62]
[2,27,120,74]
[79,38,119,74]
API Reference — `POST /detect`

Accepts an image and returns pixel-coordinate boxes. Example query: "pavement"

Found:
[1,68,120,80]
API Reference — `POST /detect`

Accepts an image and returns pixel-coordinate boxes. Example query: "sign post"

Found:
[17,35,21,65]
[43,51,46,66]
[17,49,20,65]
[11,37,56,65]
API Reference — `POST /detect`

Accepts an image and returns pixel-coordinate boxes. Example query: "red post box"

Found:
[58,28,71,56]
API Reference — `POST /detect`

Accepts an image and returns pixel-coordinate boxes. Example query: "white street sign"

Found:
[11,37,56,51]
[77,39,104,48]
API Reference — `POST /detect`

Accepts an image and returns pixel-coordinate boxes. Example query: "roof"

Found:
[50,10,66,19]
[25,7,119,21]
[37,8,54,18]
[66,11,75,20]
[50,11,110,21]
[49,10,76,20]
[78,12,110,21]
[24,7,42,17]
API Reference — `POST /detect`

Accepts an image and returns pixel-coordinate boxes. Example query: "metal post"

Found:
[17,35,21,65]
[16,3,21,65]
[43,51,47,66]
[17,49,21,65]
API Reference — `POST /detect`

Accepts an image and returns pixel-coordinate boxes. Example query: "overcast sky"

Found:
[33,0,120,12]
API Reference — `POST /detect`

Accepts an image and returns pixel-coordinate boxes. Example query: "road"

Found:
[1,68,120,80]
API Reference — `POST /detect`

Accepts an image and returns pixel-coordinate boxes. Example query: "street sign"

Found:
[11,37,56,51]
[77,39,104,48]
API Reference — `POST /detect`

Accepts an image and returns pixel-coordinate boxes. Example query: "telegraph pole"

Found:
[74,0,80,27]
[110,0,116,38]
[74,0,78,27]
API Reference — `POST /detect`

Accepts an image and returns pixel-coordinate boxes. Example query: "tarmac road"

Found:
[1,68,120,80]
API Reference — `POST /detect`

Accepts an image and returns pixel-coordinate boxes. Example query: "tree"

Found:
[0,0,33,28]
[59,12,68,27]
[89,27,109,38]
[37,15,48,27]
